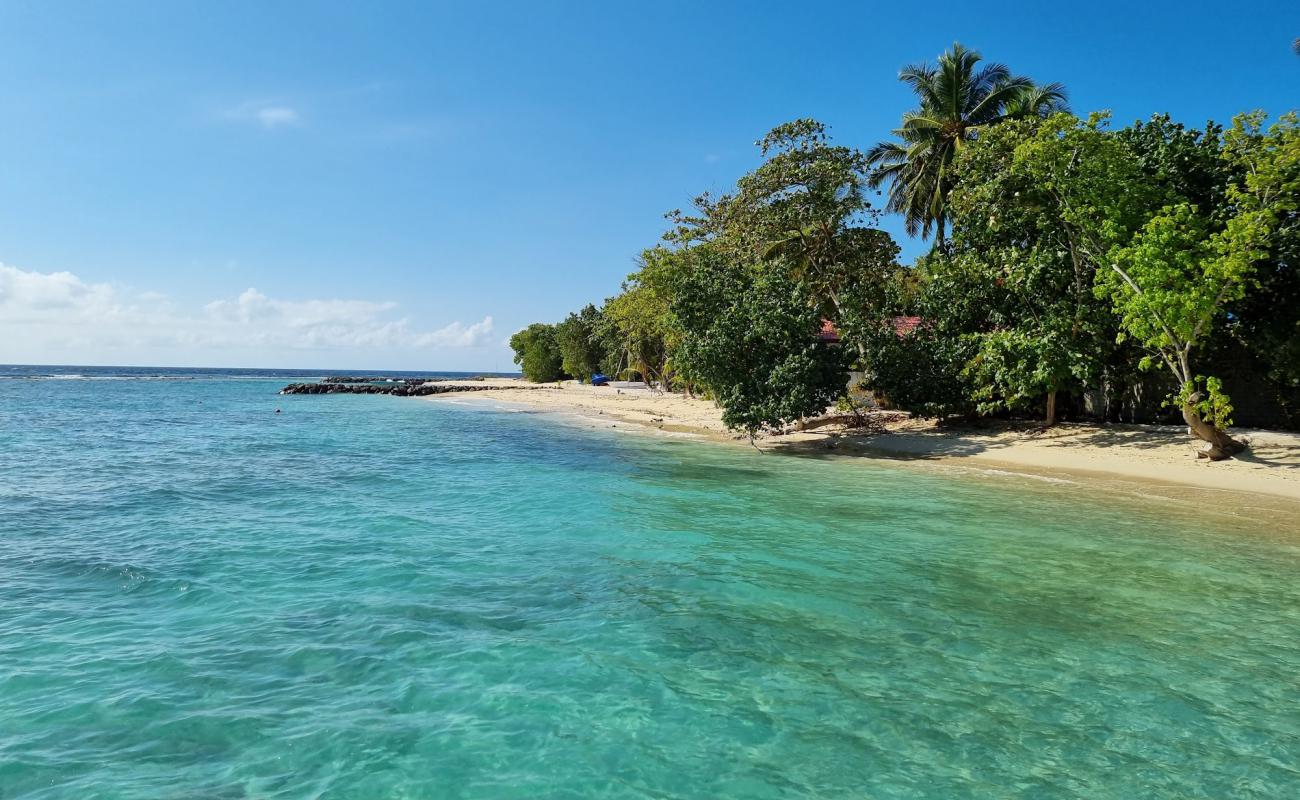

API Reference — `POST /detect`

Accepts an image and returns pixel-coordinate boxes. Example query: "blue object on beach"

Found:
[590,373,609,386]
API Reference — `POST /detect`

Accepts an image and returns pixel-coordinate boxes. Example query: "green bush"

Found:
[508,323,565,382]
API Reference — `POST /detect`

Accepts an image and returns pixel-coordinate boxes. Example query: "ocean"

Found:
[2,367,1298,798]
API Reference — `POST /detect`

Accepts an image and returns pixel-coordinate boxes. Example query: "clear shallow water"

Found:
[2,373,1299,799]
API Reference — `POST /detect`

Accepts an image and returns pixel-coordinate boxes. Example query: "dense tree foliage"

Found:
[966,111,1290,457]
[939,118,1117,423]
[554,304,606,382]
[508,323,565,383]
[864,111,1298,456]
[1118,115,1300,429]
[862,316,975,418]
[671,119,900,367]
[512,47,1297,459]
[672,247,849,434]
[600,248,684,385]
[1104,113,1296,455]
[662,120,896,427]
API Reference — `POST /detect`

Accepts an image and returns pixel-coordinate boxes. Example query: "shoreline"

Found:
[425,379,1300,519]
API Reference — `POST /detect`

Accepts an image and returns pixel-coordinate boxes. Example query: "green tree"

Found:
[865,43,1067,242]
[672,247,849,434]
[1099,113,1296,457]
[994,112,1290,457]
[862,315,976,418]
[1118,115,1229,214]
[1121,114,1300,428]
[660,120,901,429]
[600,247,687,386]
[554,304,607,382]
[1226,154,1300,424]
[508,323,565,382]
[672,119,900,365]
[940,117,1119,424]
[865,116,1125,424]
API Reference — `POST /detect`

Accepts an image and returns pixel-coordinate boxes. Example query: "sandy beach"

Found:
[429,379,1300,510]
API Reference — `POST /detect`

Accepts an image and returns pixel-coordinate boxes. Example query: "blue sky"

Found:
[0,1,1296,370]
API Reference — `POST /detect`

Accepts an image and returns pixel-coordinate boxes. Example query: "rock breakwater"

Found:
[280,381,534,397]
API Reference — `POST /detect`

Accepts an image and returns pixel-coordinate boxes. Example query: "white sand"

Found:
[428,379,1300,509]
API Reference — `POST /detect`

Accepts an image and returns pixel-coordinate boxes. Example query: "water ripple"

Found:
[1,377,1298,798]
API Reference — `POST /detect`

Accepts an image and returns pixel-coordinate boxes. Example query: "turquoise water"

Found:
[2,375,1299,799]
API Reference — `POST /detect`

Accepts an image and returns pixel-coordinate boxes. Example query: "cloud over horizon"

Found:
[0,263,494,367]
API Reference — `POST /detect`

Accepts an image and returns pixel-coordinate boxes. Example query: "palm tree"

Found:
[866,43,1068,243]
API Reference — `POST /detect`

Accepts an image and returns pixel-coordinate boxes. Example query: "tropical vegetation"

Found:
[864,44,1067,243]
[511,43,1299,459]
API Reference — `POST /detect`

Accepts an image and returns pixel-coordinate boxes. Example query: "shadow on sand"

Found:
[760,420,1300,471]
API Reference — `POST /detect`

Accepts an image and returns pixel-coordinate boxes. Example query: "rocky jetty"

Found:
[279,381,528,397]
[320,375,485,384]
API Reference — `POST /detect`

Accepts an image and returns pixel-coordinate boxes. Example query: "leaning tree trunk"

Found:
[1181,404,1246,461]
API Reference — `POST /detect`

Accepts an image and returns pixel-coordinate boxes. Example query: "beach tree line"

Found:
[510,44,1299,458]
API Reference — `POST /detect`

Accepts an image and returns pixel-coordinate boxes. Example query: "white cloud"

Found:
[420,316,495,347]
[0,262,494,365]
[256,106,299,128]
[218,101,301,130]
[204,288,397,328]
[0,264,140,323]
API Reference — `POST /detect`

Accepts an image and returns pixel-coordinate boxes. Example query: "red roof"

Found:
[892,316,921,336]
[818,316,921,344]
